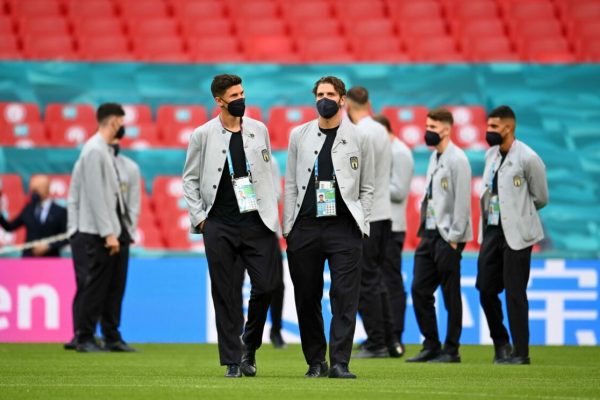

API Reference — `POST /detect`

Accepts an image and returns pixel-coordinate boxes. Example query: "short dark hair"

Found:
[372,114,392,133]
[488,105,516,122]
[312,76,346,97]
[427,108,454,125]
[96,103,125,124]
[211,74,242,98]
[347,86,369,105]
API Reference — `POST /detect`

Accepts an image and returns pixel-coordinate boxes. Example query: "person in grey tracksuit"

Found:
[182,74,281,378]
[283,76,374,379]
[407,108,472,364]
[476,105,548,365]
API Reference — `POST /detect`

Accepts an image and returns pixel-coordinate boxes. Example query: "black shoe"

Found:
[103,340,137,352]
[406,348,440,363]
[328,363,356,379]
[353,347,388,359]
[63,337,77,350]
[225,364,242,378]
[305,361,329,378]
[270,330,287,349]
[428,352,461,363]
[498,356,531,365]
[76,341,104,353]
[388,342,405,358]
[493,343,513,364]
[240,347,257,377]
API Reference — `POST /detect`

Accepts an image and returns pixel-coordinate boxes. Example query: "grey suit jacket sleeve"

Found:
[282,130,299,236]
[182,130,206,230]
[448,155,472,243]
[127,161,142,230]
[359,130,375,229]
[525,153,549,210]
[390,147,413,203]
[83,149,116,238]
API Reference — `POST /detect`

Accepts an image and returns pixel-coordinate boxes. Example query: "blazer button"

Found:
[222,149,226,153]
[218,168,222,172]
[221,130,226,134]
[302,186,306,190]
[314,150,318,154]
[318,133,321,136]
[213,185,217,189]
[297,203,300,207]
[307,168,311,172]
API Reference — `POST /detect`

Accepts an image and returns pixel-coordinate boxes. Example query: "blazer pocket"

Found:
[517,213,540,241]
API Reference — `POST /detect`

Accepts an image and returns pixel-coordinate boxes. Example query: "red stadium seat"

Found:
[45,103,95,124]
[0,174,26,217]
[71,17,124,37]
[44,174,71,201]
[120,123,162,149]
[0,227,26,248]
[559,0,600,23]
[576,40,600,62]
[0,102,41,124]
[122,104,152,125]
[10,0,62,17]
[180,17,232,37]
[243,36,299,62]
[227,1,280,19]
[444,105,487,126]
[0,122,47,147]
[453,19,506,41]
[0,34,20,59]
[78,36,133,61]
[160,124,196,147]
[407,36,462,62]
[344,18,396,37]
[172,1,227,19]
[380,106,428,148]
[126,17,180,37]
[18,16,70,36]
[236,18,287,37]
[334,0,386,19]
[66,0,116,18]
[289,18,341,39]
[157,105,208,128]
[297,37,354,62]
[405,176,428,250]
[187,37,245,62]
[281,1,332,20]
[446,0,499,20]
[0,16,14,35]
[22,34,77,60]
[132,36,189,62]
[463,36,518,62]
[267,106,318,149]
[133,226,164,249]
[388,1,442,19]
[49,121,96,147]
[398,19,448,40]
[351,38,410,62]
[502,1,557,20]
[520,37,572,61]
[118,1,169,18]
[152,175,186,210]
[444,104,489,148]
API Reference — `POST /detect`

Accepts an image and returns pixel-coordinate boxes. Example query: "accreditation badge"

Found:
[425,199,436,230]
[487,194,500,226]
[316,180,337,217]
[232,176,258,213]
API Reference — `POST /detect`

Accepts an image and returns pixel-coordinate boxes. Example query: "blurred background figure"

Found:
[0,174,67,257]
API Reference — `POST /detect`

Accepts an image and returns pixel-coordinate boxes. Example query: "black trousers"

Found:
[70,232,88,339]
[357,219,391,350]
[286,216,363,366]
[75,232,129,344]
[203,219,281,365]
[476,226,532,358]
[381,231,407,344]
[412,232,464,355]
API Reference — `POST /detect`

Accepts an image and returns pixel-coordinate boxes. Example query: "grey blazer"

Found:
[390,137,414,233]
[479,140,548,250]
[420,141,473,243]
[182,116,279,233]
[283,118,374,236]
[67,133,124,238]
[115,154,141,238]
[357,116,391,222]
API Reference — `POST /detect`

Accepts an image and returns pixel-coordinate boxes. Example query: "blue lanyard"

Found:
[227,150,251,179]
[314,154,336,182]
[488,152,502,191]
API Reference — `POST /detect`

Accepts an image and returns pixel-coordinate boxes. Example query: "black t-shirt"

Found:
[492,150,508,195]
[298,126,351,219]
[209,130,262,226]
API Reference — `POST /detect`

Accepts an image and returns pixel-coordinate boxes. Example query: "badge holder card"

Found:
[425,200,436,230]
[316,181,337,217]
[487,194,500,226]
[228,151,258,214]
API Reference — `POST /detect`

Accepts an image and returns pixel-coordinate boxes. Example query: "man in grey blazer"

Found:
[476,105,548,365]
[67,103,133,353]
[182,74,281,378]
[407,108,472,363]
[346,87,394,359]
[373,114,414,356]
[283,76,374,379]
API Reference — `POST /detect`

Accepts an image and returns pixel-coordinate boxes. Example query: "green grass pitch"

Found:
[1,344,599,400]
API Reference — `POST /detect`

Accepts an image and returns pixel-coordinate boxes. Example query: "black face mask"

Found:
[424,130,441,146]
[115,125,126,139]
[486,131,503,146]
[30,191,41,205]
[316,98,339,119]
[222,98,245,117]
[110,143,120,157]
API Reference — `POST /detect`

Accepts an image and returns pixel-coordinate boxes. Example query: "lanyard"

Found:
[227,150,251,179]
[488,152,502,191]
[426,155,443,199]
[314,153,336,183]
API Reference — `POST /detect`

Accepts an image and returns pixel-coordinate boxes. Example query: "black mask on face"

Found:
[424,130,442,146]
[30,191,41,205]
[115,125,125,139]
[316,98,339,119]
[110,143,120,157]
[486,131,503,146]
[222,98,245,117]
